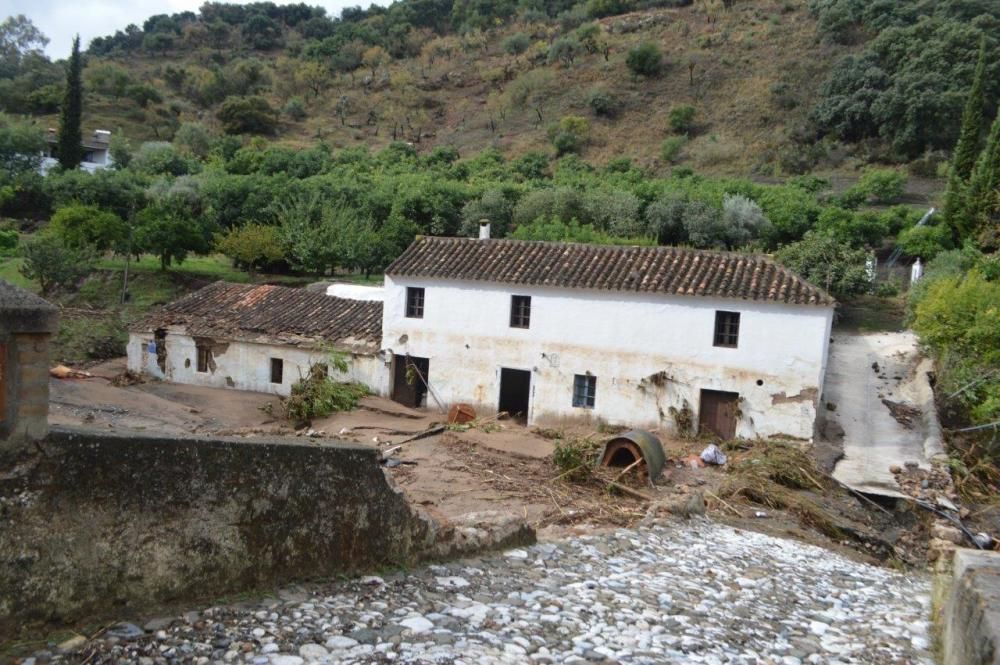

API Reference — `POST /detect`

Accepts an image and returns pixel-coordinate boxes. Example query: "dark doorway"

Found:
[699,389,740,439]
[392,355,430,408]
[499,368,531,422]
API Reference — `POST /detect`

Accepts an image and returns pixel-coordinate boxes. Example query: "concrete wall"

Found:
[127,332,389,397]
[942,549,1000,665]
[381,276,834,439]
[0,427,436,638]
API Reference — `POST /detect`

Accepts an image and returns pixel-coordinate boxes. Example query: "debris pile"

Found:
[890,462,957,506]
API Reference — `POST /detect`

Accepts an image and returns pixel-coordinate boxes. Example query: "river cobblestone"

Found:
[76,520,933,664]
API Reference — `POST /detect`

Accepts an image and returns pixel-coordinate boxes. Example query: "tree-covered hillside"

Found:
[2,0,996,174]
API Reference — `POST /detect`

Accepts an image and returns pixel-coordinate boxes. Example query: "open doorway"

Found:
[699,389,740,439]
[392,355,430,408]
[499,368,531,423]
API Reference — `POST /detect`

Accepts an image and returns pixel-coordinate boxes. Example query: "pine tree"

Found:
[964,112,1000,241]
[57,35,83,170]
[943,38,987,232]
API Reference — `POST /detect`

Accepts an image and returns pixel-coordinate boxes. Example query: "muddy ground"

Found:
[50,359,931,567]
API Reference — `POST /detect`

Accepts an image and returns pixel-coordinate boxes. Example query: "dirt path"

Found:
[826,332,943,496]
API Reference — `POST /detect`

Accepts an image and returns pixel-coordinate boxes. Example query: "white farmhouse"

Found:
[381,235,835,440]
[127,282,387,396]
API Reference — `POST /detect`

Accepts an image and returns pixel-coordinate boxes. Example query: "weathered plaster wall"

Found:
[127,333,389,397]
[382,276,834,439]
[0,427,435,638]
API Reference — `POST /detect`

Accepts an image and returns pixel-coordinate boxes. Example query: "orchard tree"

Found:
[18,233,97,295]
[49,203,127,251]
[215,223,284,275]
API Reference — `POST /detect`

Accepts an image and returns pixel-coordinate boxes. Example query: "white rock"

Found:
[324,636,359,650]
[297,644,328,661]
[399,616,435,634]
[268,657,304,665]
[504,549,529,559]
[809,621,830,636]
[435,576,470,589]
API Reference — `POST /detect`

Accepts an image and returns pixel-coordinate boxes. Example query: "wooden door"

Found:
[699,389,739,439]
[392,355,429,408]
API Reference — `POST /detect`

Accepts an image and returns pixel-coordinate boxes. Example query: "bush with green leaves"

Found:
[896,223,952,260]
[911,268,1000,424]
[217,95,278,135]
[661,135,686,163]
[0,227,17,257]
[547,37,582,66]
[283,96,307,120]
[625,42,662,78]
[214,223,285,274]
[775,230,870,297]
[131,141,199,176]
[586,88,618,117]
[502,32,530,55]
[548,115,590,155]
[668,104,696,133]
[814,206,888,248]
[49,203,127,252]
[853,167,907,204]
[18,233,98,295]
[511,216,654,246]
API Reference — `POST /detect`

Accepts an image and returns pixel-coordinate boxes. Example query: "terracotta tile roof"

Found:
[133,282,383,352]
[386,237,834,306]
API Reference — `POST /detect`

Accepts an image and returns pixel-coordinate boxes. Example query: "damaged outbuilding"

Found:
[127,282,388,396]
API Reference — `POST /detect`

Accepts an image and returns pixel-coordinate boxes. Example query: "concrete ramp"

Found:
[825,332,944,497]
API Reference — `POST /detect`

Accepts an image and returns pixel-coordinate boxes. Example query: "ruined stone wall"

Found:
[0,332,51,443]
[0,427,436,639]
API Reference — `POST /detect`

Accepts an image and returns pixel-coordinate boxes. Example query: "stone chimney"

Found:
[478,219,491,239]
[0,281,58,452]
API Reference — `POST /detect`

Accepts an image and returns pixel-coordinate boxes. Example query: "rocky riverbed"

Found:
[65,520,932,665]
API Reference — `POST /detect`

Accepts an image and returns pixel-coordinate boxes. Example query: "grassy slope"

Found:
[52,0,853,176]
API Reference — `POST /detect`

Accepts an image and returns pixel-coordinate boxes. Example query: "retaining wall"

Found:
[0,427,439,638]
[942,548,1000,665]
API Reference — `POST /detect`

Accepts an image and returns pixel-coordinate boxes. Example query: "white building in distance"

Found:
[40,129,114,174]
[381,235,835,440]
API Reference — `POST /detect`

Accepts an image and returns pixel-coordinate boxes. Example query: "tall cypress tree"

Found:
[57,35,83,170]
[943,38,987,231]
[964,112,1000,241]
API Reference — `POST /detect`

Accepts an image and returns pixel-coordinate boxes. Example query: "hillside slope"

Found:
[37,0,843,176]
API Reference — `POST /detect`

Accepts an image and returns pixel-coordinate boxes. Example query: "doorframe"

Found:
[497,366,533,423]
[698,388,740,439]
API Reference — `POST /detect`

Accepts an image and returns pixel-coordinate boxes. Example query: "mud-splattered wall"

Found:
[0,427,435,639]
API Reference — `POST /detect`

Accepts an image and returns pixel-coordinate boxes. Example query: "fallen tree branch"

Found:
[706,490,744,518]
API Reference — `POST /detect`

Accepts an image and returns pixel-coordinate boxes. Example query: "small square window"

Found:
[572,374,597,409]
[196,346,210,373]
[406,287,425,318]
[714,311,740,348]
[270,358,284,384]
[510,295,531,328]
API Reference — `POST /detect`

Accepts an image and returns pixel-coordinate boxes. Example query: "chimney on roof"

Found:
[478,219,491,240]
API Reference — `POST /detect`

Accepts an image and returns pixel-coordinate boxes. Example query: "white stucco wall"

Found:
[126,331,388,397]
[381,275,834,439]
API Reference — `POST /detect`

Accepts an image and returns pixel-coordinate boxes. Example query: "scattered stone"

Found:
[57,635,87,653]
[77,522,934,665]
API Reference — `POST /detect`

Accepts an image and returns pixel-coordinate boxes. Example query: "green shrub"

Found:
[896,223,952,260]
[625,42,662,78]
[661,135,687,163]
[0,228,17,257]
[217,95,278,135]
[586,88,618,117]
[775,230,870,297]
[283,97,307,120]
[18,233,98,295]
[855,167,907,204]
[668,104,696,133]
[548,115,591,155]
[502,32,531,55]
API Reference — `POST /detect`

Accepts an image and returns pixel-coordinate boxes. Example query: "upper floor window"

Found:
[405,287,425,318]
[510,295,531,329]
[714,310,740,348]
[573,374,597,409]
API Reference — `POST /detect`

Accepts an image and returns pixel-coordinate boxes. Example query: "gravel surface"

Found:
[70,520,932,665]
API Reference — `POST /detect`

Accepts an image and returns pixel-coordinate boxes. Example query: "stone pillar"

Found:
[0,281,58,452]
